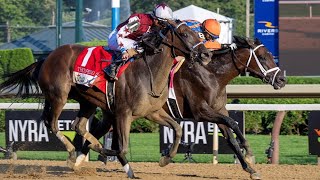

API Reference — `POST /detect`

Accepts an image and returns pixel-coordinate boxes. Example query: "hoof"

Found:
[127,170,135,179]
[67,158,76,169]
[74,154,87,169]
[123,164,135,179]
[67,151,77,169]
[250,172,261,180]
[159,156,171,167]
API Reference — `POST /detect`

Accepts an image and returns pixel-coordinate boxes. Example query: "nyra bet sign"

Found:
[160,111,244,154]
[308,111,320,155]
[5,110,79,151]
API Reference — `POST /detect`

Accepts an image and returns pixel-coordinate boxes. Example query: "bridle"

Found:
[141,21,208,98]
[158,21,205,62]
[231,43,280,86]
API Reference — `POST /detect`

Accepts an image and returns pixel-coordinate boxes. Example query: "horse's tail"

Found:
[0,60,44,98]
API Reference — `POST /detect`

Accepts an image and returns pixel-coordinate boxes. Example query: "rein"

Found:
[142,50,167,98]
[231,44,280,85]
[159,22,199,59]
[143,22,203,97]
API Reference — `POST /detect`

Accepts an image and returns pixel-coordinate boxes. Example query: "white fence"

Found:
[1,103,320,111]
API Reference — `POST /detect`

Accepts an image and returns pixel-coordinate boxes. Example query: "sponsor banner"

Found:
[254,0,279,65]
[160,111,244,154]
[5,110,81,151]
[308,112,320,155]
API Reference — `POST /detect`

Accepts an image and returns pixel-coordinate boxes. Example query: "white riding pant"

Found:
[107,29,137,53]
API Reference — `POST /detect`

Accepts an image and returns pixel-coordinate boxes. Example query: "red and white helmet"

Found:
[152,3,173,20]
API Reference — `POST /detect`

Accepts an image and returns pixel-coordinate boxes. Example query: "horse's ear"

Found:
[157,20,168,28]
[232,36,239,44]
[175,19,182,24]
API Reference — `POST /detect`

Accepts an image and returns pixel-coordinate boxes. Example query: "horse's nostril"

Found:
[280,76,286,82]
[201,53,211,59]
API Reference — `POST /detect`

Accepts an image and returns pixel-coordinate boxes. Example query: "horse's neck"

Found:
[146,48,174,87]
[210,53,243,86]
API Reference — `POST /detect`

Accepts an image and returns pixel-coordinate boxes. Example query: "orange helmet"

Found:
[202,19,221,38]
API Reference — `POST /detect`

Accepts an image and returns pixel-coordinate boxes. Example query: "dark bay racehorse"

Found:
[0,20,211,178]
[161,36,286,179]
[79,36,286,179]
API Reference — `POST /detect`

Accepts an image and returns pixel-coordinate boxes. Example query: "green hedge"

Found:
[0,48,34,131]
[0,48,34,82]
[230,76,320,135]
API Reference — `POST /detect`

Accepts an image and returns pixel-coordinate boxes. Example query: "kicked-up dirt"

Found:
[0,159,319,180]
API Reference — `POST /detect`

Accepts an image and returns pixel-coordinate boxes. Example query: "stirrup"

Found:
[103,66,118,81]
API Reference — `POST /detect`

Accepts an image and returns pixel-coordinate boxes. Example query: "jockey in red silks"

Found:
[184,19,222,51]
[104,3,174,80]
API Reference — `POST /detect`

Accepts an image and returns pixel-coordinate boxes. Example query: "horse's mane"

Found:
[208,36,265,73]
[233,36,262,48]
[209,36,251,66]
[208,36,251,57]
[211,36,259,58]
[233,36,251,48]
[138,23,171,54]
[138,19,184,54]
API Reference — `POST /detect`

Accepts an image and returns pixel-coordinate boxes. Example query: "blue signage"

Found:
[254,0,279,65]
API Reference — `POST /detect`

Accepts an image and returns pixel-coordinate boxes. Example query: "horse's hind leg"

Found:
[45,94,76,168]
[146,109,182,167]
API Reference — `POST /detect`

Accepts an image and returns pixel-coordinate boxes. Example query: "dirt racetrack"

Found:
[0,159,319,180]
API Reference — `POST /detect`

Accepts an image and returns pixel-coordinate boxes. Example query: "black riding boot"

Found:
[103,62,118,80]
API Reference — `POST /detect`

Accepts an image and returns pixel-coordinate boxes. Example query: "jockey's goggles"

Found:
[210,34,219,40]
[203,30,219,40]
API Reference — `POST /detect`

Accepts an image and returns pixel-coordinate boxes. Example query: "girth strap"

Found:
[106,81,115,113]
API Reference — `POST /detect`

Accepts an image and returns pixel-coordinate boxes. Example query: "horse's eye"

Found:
[258,56,266,61]
[182,33,188,38]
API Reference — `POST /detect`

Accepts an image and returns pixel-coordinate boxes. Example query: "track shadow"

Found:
[0,163,72,176]
[177,174,220,179]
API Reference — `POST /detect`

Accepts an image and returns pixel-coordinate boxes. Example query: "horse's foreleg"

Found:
[75,117,103,149]
[217,123,255,164]
[80,117,112,155]
[73,104,113,168]
[217,116,261,180]
[196,105,260,179]
[73,116,105,167]
[75,117,114,167]
[146,109,182,167]
[110,128,134,178]
[216,109,255,164]
[112,114,135,178]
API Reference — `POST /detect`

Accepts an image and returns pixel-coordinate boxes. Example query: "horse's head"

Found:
[232,36,286,89]
[158,19,212,65]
